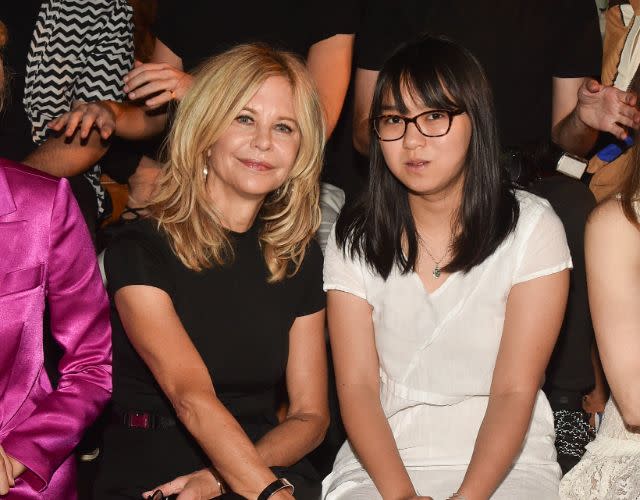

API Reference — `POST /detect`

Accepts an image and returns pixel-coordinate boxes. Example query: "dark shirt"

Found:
[356,0,602,150]
[0,1,42,160]
[154,0,359,71]
[105,218,325,428]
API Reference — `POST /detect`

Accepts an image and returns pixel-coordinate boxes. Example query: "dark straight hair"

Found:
[336,35,519,279]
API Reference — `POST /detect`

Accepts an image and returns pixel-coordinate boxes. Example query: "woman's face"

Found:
[206,75,301,202]
[378,87,472,198]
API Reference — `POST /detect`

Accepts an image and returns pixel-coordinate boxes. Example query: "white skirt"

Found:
[323,465,561,500]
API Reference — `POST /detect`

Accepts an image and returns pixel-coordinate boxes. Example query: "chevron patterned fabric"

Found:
[24,0,134,217]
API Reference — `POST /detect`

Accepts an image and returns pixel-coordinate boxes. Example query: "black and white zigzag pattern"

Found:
[23,0,134,217]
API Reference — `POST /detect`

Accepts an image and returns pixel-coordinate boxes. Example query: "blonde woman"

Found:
[55,44,329,499]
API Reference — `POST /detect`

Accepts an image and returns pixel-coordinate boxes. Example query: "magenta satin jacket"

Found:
[0,160,112,499]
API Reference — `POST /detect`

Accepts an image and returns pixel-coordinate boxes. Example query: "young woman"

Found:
[67,44,329,500]
[322,36,571,499]
[0,20,112,499]
[559,121,640,500]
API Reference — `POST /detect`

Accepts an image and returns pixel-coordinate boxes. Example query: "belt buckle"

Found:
[127,412,150,429]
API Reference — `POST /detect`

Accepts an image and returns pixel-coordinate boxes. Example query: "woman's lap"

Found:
[324,465,561,499]
[93,425,208,499]
[94,426,321,500]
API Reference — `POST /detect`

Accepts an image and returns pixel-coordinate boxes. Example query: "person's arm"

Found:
[585,199,640,428]
[254,309,329,464]
[551,77,640,157]
[306,34,355,139]
[46,98,167,143]
[113,285,292,499]
[328,290,429,500]
[46,37,185,145]
[144,309,330,498]
[22,129,110,177]
[0,178,112,492]
[455,270,570,500]
[352,68,378,155]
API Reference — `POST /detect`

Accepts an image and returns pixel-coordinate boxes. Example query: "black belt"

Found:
[112,410,178,430]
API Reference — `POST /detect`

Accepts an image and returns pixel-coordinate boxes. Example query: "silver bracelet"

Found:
[449,493,466,500]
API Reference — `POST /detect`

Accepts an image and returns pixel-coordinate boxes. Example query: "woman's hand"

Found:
[142,468,223,499]
[0,445,15,495]
[583,388,607,428]
[0,445,26,494]
[48,100,117,140]
[123,60,193,109]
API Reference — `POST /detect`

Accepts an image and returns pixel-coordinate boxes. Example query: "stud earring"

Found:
[203,167,208,177]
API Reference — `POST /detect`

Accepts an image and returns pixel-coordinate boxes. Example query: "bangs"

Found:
[374,36,472,117]
[379,66,462,115]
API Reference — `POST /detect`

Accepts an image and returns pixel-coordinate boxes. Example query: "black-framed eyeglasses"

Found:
[373,109,464,141]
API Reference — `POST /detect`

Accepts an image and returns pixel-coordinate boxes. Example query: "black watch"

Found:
[257,478,294,500]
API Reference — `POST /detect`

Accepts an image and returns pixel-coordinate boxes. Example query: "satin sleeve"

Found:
[1,178,112,491]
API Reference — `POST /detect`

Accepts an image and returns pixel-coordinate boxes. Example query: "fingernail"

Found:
[129,92,136,98]
[123,84,129,91]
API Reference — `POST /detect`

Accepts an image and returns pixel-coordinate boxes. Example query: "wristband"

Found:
[210,469,226,495]
[257,478,294,500]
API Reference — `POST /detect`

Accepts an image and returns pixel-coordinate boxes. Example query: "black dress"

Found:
[94,219,325,499]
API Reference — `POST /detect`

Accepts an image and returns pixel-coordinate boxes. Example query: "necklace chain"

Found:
[416,231,453,279]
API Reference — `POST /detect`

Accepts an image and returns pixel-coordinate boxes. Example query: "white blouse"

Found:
[323,190,572,483]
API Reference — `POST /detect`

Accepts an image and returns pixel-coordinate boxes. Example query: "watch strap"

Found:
[257,478,294,500]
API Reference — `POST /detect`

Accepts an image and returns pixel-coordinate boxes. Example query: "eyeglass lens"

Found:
[375,110,453,140]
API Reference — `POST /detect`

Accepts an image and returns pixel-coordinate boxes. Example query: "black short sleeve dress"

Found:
[94,218,325,499]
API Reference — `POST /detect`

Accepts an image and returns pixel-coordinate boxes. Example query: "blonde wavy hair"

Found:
[149,44,326,282]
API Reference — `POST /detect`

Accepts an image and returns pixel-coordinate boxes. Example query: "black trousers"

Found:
[533,175,597,397]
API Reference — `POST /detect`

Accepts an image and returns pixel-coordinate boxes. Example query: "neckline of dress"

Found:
[228,218,260,240]
[411,268,457,298]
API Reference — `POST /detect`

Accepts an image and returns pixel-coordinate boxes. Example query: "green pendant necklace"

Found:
[416,232,452,279]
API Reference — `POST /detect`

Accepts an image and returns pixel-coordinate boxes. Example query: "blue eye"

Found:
[275,123,293,133]
[236,114,254,124]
